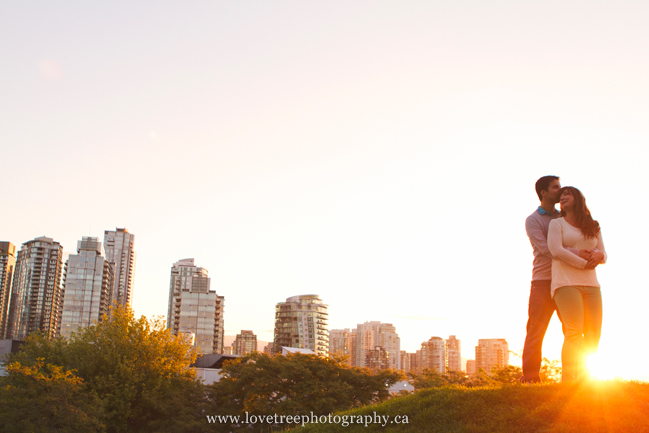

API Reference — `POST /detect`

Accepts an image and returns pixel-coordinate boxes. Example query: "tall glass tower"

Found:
[167,259,224,355]
[0,242,17,339]
[59,237,115,338]
[7,237,64,340]
[103,228,136,307]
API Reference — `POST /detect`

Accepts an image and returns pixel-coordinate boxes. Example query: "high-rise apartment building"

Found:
[232,330,257,356]
[408,350,421,373]
[366,346,390,370]
[466,360,476,375]
[273,295,328,356]
[475,339,509,373]
[103,228,135,307]
[0,242,17,339]
[418,337,447,374]
[354,321,400,370]
[7,237,64,340]
[167,259,224,355]
[263,342,274,355]
[59,237,115,339]
[400,351,412,373]
[446,335,462,372]
[329,328,354,366]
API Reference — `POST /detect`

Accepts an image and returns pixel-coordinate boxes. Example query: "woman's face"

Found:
[559,189,575,211]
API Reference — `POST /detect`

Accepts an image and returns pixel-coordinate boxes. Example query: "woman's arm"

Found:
[593,231,607,264]
[597,231,607,263]
[547,220,588,269]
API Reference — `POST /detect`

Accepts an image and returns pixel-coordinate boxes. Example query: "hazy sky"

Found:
[2,1,648,380]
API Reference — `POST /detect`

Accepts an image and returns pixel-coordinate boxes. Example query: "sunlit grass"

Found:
[295,380,649,432]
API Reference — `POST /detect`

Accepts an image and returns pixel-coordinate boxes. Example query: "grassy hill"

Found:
[296,381,649,433]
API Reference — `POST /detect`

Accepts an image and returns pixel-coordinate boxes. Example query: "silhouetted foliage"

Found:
[410,364,527,390]
[490,364,523,384]
[539,357,562,383]
[411,368,449,389]
[0,359,104,433]
[510,351,562,383]
[3,305,208,433]
[206,352,404,432]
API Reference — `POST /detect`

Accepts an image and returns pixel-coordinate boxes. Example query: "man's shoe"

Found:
[519,376,540,384]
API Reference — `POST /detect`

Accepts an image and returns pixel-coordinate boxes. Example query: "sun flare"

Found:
[587,355,622,381]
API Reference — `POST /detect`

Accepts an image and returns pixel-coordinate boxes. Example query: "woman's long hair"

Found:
[559,186,600,239]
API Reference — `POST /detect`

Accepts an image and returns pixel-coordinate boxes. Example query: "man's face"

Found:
[544,179,562,204]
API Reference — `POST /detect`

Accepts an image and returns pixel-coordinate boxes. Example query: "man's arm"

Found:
[525,216,580,258]
[525,217,553,258]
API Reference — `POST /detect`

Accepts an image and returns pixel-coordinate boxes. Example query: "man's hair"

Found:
[535,175,560,201]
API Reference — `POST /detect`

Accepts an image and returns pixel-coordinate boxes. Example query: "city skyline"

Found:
[0,236,517,378]
[0,222,636,378]
[2,1,649,381]
[2,230,508,367]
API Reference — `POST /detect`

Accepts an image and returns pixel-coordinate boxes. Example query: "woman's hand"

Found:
[581,250,605,269]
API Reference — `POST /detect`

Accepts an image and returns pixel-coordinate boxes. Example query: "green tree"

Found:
[490,364,523,384]
[410,368,448,390]
[207,352,404,432]
[6,305,208,433]
[444,370,469,386]
[410,365,527,390]
[0,359,104,433]
[463,369,498,387]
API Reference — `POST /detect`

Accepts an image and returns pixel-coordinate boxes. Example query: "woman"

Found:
[547,186,606,382]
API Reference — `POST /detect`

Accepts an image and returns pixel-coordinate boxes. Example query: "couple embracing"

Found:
[522,176,606,383]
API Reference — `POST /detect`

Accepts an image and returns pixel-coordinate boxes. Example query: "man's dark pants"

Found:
[522,280,558,382]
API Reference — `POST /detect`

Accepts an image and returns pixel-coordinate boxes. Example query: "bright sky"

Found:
[2,1,648,381]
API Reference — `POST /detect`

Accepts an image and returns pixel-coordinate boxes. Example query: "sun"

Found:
[587,355,617,380]
[585,354,646,381]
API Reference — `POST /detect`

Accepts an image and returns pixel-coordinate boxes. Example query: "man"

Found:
[521,176,600,383]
